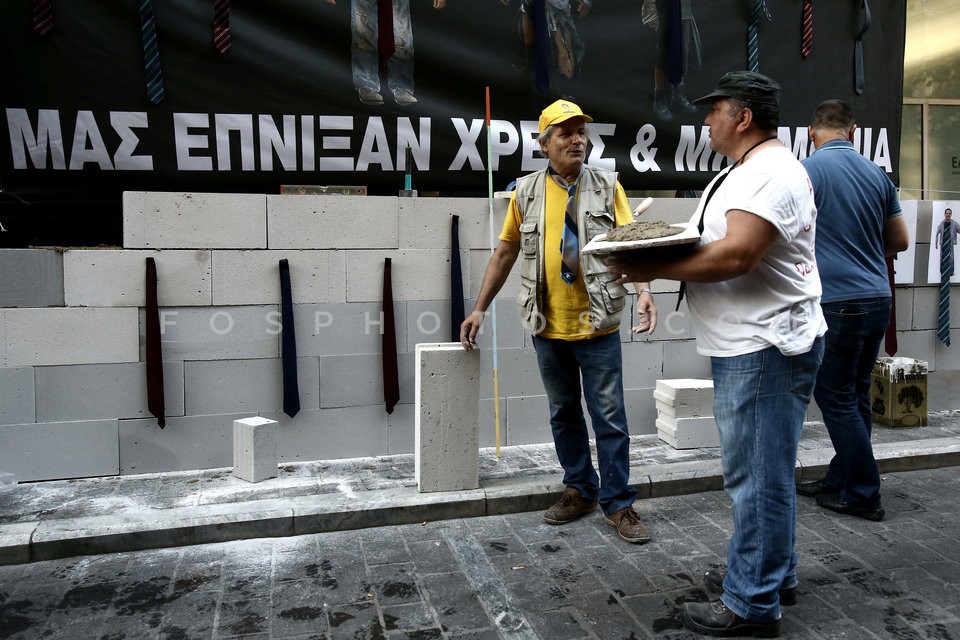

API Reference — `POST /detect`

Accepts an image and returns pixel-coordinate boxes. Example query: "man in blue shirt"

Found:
[799,99,909,522]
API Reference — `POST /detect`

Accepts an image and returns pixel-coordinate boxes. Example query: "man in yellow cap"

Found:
[460,99,657,544]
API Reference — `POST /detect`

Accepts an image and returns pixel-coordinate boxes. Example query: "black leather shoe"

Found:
[703,569,798,606]
[816,493,885,522]
[680,600,781,638]
[796,478,839,497]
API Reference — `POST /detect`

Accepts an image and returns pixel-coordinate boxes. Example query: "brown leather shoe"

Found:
[543,487,598,525]
[604,507,651,544]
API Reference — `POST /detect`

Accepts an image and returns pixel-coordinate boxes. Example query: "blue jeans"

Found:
[813,297,891,509]
[351,0,414,96]
[713,339,823,622]
[532,331,637,515]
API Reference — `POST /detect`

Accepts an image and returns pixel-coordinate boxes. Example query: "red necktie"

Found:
[33,0,53,35]
[801,0,813,57]
[213,0,231,53]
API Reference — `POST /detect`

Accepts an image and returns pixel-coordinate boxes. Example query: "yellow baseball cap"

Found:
[538,99,593,133]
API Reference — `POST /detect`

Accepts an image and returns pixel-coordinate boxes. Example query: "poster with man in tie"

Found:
[927,202,960,284]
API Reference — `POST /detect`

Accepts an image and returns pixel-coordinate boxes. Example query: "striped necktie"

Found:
[139,0,165,104]
[213,0,231,53]
[801,0,813,58]
[33,0,53,35]
[939,221,952,346]
[549,168,582,285]
[746,0,771,73]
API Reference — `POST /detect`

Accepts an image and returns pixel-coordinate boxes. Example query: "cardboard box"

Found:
[870,357,928,428]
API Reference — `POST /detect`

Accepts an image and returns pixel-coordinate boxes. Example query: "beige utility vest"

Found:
[514,166,629,335]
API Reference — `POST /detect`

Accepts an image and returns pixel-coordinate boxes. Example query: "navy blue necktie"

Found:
[279,259,301,417]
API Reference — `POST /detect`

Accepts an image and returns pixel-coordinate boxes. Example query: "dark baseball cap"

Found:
[693,71,780,107]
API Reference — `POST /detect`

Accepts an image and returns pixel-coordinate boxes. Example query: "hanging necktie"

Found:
[139,0,165,104]
[549,168,582,285]
[145,258,166,429]
[854,0,871,95]
[33,0,53,35]
[213,0,231,53]
[532,0,550,93]
[666,0,684,86]
[884,255,897,356]
[279,259,300,418]
[746,0,771,73]
[939,221,952,346]
[382,258,400,413]
[450,215,466,342]
[377,0,396,75]
[800,0,813,58]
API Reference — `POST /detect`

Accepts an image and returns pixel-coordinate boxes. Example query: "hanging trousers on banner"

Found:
[854,0,871,95]
[213,0,231,53]
[145,258,166,428]
[801,0,813,57]
[939,223,953,346]
[531,0,550,92]
[450,215,466,342]
[665,0,684,86]
[382,258,400,413]
[279,259,301,418]
[377,0,396,74]
[884,255,898,356]
[139,0,166,104]
[33,0,53,35]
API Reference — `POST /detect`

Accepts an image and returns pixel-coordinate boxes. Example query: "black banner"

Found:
[1,0,906,198]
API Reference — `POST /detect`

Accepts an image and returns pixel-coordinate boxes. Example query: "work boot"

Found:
[543,487,598,525]
[604,506,651,544]
[358,87,384,106]
[672,84,698,114]
[653,89,672,121]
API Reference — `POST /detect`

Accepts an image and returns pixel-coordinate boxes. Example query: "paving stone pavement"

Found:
[2,464,960,640]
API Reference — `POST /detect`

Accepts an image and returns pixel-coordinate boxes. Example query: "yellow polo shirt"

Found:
[501,178,633,339]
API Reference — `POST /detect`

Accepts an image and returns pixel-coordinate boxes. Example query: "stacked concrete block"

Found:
[2,307,139,367]
[123,191,267,249]
[266,194,399,249]
[211,250,346,305]
[233,416,279,482]
[653,379,719,449]
[0,249,64,308]
[415,343,480,492]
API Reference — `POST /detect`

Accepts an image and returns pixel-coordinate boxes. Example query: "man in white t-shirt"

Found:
[609,71,826,638]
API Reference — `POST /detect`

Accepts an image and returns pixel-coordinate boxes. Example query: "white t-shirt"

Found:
[687,145,827,357]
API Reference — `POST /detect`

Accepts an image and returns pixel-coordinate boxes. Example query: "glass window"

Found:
[904,0,960,100]
[899,104,923,199]
[927,105,960,200]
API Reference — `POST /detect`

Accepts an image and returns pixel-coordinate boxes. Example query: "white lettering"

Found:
[160,310,178,334]
[417,311,441,335]
[357,116,393,171]
[314,311,334,331]
[215,114,256,171]
[266,309,282,335]
[448,117,484,171]
[210,310,234,335]
[111,112,153,170]
[318,115,354,171]
[258,114,297,171]
[365,311,384,335]
[586,122,616,171]
[69,110,113,170]
[173,112,213,171]
[5,108,66,169]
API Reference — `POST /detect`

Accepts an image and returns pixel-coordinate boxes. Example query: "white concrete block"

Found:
[415,343,480,492]
[183,357,319,415]
[119,412,248,474]
[4,307,139,367]
[398,197,494,250]
[0,367,35,426]
[346,250,452,302]
[36,361,185,422]
[138,306,279,361]
[266,194,398,249]
[656,416,720,449]
[233,416,279,482]
[0,420,119,481]
[63,250,212,307]
[469,248,521,301]
[212,250,346,305]
[0,249,63,307]
[123,191,267,249]
[654,379,715,416]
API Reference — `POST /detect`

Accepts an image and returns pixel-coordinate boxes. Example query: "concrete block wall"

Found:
[0,195,957,482]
